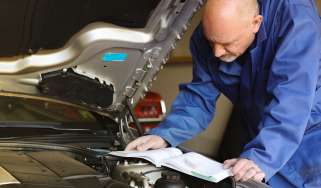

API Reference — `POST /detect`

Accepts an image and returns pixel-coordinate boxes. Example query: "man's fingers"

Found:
[241,167,257,182]
[124,139,143,151]
[232,159,248,175]
[253,172,265,182]
[139,136,168,151]
[233,159,263,182]
[137,140,155,151]
[125,135,168,151]
[125,136,149,151]
[224,159,238,165]
[223,159,238,169]
[124,141,138,151]
[236,161,255,179]
[224,158,266,182]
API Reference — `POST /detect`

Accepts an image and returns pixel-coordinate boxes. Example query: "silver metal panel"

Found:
[0,0,205,115]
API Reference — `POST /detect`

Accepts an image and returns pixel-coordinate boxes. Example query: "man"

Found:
[126,0,321,187]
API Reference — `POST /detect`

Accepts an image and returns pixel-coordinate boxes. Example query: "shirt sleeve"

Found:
[240,4,321,181]
[148,25,221,147]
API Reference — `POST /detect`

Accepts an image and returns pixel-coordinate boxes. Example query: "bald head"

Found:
[204,0,259,22]
[202,0,262,63]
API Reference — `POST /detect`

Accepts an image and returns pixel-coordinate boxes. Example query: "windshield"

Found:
[0,95,118,149]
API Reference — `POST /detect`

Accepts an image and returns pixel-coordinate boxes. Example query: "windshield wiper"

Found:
[0,132,116,154]
[0,121,94,131]
[0,141,102,158]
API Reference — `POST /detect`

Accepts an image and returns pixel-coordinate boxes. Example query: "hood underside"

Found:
[0,0,204,115]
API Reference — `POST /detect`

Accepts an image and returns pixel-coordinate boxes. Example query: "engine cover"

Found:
[0,150,128,188]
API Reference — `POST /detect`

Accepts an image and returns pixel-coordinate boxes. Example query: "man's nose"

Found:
[213,44,227,58]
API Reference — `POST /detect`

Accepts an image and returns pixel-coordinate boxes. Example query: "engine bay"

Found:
[0,147,236,188]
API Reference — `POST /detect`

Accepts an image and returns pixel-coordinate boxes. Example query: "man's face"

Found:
[202,0,262,63]
[203,17,256,63]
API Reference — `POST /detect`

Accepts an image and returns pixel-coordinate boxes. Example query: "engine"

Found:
[0,147,264,188]
[103,155,236,188]
[103,155,188,188]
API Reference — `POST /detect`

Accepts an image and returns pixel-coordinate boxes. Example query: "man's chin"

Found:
[220,56,237,63]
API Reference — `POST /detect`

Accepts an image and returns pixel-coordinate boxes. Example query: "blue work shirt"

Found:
[149,0,321,187]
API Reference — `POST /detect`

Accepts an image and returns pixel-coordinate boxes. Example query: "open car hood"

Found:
[0,0,203,115]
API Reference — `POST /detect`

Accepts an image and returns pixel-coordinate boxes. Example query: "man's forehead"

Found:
[202,21,245,44]
[202,0,253,43]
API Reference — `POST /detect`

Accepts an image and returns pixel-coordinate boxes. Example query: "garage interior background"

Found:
[151,1,321,157]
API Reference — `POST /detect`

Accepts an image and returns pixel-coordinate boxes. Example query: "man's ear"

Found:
[252,15,263,34]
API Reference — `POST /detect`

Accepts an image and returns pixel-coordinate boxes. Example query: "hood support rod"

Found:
[126,98,144,136]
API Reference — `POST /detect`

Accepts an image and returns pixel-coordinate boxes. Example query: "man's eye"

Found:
[224,42,234,47]
[224,42,236,50]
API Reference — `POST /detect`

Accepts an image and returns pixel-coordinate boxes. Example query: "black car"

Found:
[0,1,269,188]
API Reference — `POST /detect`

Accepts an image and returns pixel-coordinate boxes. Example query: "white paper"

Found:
[162,152,232,183]
[108,149,232,183]
[109,147,182,167]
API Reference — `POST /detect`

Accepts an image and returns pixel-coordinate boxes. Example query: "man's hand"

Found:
[125,135,168,151]
[224,158,265,182]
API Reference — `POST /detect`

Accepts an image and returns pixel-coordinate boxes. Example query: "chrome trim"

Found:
[160,100,167,114]
[0,166,20,185]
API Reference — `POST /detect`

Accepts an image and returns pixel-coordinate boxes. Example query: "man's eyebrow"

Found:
[208,37,236,45]
[203,30,236,45]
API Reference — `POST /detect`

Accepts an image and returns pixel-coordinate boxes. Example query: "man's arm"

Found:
[125,25,225,151]
[147,25,221,147]
[240,4,321,181]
